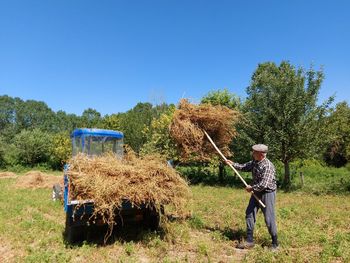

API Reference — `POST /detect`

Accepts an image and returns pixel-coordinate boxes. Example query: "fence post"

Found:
[300,172,304,187]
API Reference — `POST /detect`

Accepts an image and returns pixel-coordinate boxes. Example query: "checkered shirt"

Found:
[233,158,277,192]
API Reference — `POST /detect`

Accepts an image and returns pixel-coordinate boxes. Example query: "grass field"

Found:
[0,171,350,262]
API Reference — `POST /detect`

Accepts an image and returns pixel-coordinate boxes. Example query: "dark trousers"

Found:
[245,191,278,243]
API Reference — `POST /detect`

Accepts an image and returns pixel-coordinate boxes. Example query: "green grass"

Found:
[0,169,350,262]
[179,161,350,195]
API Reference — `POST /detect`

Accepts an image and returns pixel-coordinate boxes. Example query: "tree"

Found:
[0,136,7,167]
[15,99,57,132]
[140,105,178,160]
[55,110,82,132]
[201,88,241,109]
[246,61,333,187]
[50,131,72,169]
[0,96,20,139]
[323,101,350,167]
[102,113,123,131]
[118,103,153,152]
[81,108,102,128]
[0,95,16,134]
[0,95,79,137]
[119,102,172,153]
[12,129,52,166]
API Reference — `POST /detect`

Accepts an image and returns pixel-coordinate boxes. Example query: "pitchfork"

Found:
[203,130,266,208]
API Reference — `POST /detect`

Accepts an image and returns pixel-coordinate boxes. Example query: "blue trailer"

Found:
[62,128,160,243]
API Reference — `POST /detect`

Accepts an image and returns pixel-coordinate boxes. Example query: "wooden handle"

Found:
[203,130,266,208]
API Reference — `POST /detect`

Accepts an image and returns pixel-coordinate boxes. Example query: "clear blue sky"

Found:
[1,0,349,116]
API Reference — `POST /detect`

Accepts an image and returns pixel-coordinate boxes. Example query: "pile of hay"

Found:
[169,99,240,162]
[15,171,61,189]
[67,152,191,229]
[0,172,17,179]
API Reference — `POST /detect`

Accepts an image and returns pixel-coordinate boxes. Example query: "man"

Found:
[226,144,279,250]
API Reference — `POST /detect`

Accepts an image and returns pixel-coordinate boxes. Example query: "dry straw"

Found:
[169,99,240,162]
[15,171,61,189]
[67,152,191,237]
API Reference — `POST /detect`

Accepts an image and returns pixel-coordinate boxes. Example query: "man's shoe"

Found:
[236,241,255,249]
[270,244,279,252]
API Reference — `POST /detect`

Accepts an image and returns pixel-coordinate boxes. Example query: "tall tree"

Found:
[81,108,102,128]
[0,95,16,138]
[246,61,333,186]
[102,113,123,131]
[120,102,153,152]
[119,102,174,153]
[323,101,350,167]
[54,110,82,132]
[201,88,241,109]
[16,99,56,132]
[140,105,178,160]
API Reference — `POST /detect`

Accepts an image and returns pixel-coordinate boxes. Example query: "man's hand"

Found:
[225,160,233,166]
[245,185,253,193]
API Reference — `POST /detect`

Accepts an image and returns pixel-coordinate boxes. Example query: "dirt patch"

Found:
[15,171,61,189]
[0,238,16,263]
[169,99,240,162]
[0,172,17,179]
[164,229,247,262]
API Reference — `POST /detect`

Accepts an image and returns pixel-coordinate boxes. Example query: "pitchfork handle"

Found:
[203,131,266,208]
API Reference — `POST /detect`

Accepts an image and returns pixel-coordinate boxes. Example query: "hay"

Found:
[67,152,191,235]
[15,171,61,189]
[0,172,17,179]
[169,99,240,162]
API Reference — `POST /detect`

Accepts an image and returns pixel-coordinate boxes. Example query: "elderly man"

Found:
[226,144,278,250]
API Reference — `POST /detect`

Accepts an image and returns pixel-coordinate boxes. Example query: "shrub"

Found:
[12,129,52,166]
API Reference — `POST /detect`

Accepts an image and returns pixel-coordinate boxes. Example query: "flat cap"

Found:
[252,144,268,153]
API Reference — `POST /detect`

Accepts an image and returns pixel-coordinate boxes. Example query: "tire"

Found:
[52,184,62,201]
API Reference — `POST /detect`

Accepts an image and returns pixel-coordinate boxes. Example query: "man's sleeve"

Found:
[233,161,253,172]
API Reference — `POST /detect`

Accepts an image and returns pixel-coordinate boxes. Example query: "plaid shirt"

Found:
[233,158,277,192]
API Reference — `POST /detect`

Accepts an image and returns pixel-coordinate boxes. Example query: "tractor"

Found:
[55,128,161,243]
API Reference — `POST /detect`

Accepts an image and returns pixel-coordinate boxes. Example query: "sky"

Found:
[0,0,349,116]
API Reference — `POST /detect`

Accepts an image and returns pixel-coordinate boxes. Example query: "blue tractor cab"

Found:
[70,128,124,157]
[63,128,160,243]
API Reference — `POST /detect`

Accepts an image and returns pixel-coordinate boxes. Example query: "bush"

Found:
[286,159,350,194]
[11,129,53,167]
[49,132,71,169]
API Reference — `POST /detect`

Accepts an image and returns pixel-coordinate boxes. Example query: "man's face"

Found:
[252,150,261,161]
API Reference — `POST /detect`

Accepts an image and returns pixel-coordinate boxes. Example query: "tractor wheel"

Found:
[52,184,62,201]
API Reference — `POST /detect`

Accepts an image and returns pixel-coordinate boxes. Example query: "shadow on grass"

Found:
[220,227,246,241]
[63,223,165,247]
[201,225,246,242]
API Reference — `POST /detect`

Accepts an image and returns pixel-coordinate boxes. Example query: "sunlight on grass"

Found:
[0,173,349,262]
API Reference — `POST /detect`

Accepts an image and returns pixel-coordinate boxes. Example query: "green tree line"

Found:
[1,61,349,187]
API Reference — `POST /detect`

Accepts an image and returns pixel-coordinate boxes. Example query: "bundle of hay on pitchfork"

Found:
[169,99,265,208]
[169,99,240,162]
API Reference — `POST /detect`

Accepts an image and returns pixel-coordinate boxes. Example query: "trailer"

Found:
[61,128,160,243]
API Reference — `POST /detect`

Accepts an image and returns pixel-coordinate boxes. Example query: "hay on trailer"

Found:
[169,99,240,162]
[67,152,191,236]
